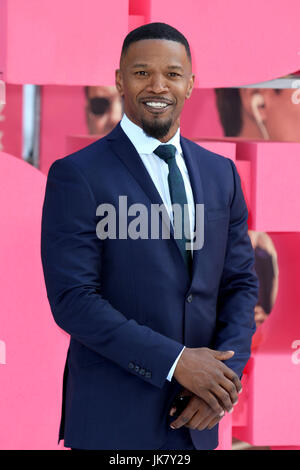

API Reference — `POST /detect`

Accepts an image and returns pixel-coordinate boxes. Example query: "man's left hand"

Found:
[169,389,224,431]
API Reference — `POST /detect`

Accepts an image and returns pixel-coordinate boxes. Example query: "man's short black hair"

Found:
[121,22,191,62]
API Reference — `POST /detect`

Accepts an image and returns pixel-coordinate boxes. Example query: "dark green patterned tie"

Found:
[154,144,192,275]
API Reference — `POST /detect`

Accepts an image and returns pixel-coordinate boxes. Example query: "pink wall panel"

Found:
[180,89,223,140]
[3,0,299,87]
[2,0,129,85]
[234,354,300,446]
[0,152,68,449]
[216,414,233,450]
[235,160,252,227]
[129,15,145,31]
[237,142,300,231]
[0,0,7,78]
[195,140,236,161]
[149,0,300,87]
[39,85,87,174]
[0,84,22,157]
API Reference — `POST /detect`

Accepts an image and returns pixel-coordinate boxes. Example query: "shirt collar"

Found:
[120,113,182,155]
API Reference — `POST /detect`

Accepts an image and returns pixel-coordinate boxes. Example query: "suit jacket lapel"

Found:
[107,124,166,210]
[107,124,180,245]
[180,136,205,284]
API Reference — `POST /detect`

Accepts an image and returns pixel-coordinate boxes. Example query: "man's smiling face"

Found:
[116,39,194,142]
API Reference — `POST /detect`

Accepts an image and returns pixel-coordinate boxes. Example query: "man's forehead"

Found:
[120,39,191,71]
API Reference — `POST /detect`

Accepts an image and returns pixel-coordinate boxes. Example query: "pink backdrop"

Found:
[39,86,86,175]
[0,152,68,449]
[149,0,300,87]
[1,0,299,86]
[0,84,22,158]
[1,0,300,451]
[0,0,128,85]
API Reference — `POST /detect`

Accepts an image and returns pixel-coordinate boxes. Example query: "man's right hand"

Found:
[173,347,242,416]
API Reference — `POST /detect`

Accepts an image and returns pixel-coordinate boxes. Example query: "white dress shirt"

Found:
[120,113,193,381]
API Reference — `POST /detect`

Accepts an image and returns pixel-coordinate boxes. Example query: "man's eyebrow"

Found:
[131,63,149,68]
[131,64,184,71]
[167,65,184,71]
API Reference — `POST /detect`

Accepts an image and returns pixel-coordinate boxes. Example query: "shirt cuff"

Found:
[166,346,185,382]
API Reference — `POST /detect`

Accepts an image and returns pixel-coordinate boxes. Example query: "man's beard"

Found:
[141,116,173,140]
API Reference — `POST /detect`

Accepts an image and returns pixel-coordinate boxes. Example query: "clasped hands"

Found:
[170,347,241,431]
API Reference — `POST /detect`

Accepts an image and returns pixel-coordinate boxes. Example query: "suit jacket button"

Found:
[187,294,193,303]
[139,368,146,375]
[145,371,152,378]
[128,362,134,369]
[135,365,140,372]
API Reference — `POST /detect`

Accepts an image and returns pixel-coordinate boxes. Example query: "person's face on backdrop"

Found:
[116,39,194,142]
[239,88,300,141]
[85,86,123,135]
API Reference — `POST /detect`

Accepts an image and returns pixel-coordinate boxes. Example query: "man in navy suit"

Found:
[41,23,258,450]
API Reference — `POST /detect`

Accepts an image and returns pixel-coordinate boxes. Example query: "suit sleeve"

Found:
[41,157,183,388]
[212,158,259,378]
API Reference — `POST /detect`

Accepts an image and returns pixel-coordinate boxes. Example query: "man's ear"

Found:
[185,74,195,99]
[115,69,124,97]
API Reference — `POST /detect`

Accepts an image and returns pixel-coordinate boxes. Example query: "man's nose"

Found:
[147,74,169,93]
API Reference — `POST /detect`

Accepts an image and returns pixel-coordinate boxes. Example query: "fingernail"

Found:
[228,408,233,414]
[238,388,243,394]
[233,400,238,405]
[219,410,225,417]
[170,425,176,429]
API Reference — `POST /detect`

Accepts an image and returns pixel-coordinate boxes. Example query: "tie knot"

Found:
[153,144,177,162]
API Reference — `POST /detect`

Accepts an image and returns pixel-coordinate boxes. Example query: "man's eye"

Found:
[169,72,180,77]
[135,71,148,76]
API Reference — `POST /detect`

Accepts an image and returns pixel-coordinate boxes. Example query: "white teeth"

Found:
[145,102,168,108]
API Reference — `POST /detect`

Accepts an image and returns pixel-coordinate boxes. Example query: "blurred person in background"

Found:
[84,85,123,135]
[248,231,279,328]
[215,88,300,141]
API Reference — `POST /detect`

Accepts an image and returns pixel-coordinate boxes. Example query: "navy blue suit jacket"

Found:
[41,123,258,450]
